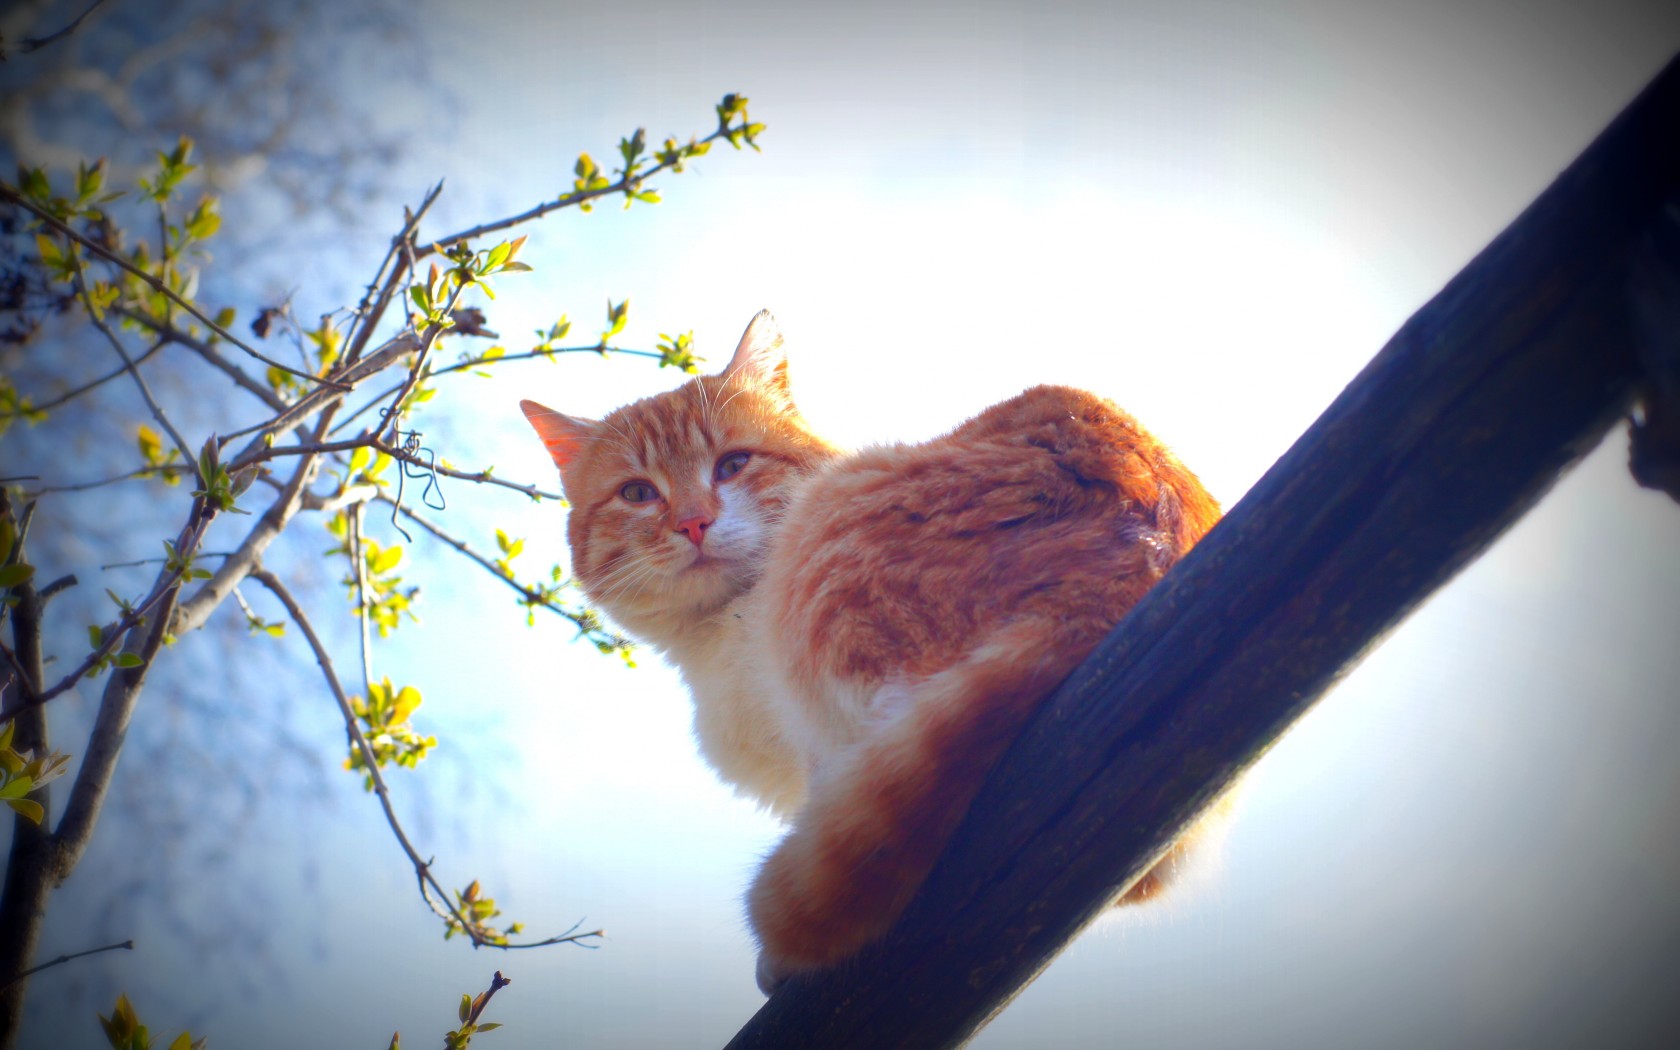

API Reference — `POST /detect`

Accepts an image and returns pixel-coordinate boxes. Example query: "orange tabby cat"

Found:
[521,311,1222,993]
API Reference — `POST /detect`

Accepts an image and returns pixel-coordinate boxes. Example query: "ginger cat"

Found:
[520,311,1222,993]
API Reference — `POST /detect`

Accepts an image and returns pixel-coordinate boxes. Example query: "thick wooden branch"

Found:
[728,51,1680,1050]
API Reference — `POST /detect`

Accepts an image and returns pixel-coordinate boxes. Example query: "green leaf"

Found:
[167,1034,194,1050]
[116,652,145,668]
[0,776,34,800]
[0,721,13,752]
[459,993,472,1024]
[349,445,371,474]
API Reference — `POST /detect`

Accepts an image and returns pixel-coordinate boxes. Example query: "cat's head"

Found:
[520,310,838,640]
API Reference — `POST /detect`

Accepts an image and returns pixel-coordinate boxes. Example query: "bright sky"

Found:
[20,2,1680,1048]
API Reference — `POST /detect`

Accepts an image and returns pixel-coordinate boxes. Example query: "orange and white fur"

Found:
[521,311,1223,993]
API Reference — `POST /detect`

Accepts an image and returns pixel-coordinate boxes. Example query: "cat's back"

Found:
[762,384,1218,692]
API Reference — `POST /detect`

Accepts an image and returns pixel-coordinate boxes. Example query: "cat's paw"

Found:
[755,949,793,996]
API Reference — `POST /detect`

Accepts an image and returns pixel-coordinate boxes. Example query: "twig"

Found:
[342,182,445,368]
[374,264,474,448]
[115,306,290,413]
[247,567,599,951]
[462,970,512,1028]
[24,465,189,496]
[376,496,618,642]
[10,541,189,716]
[29,339,169,414]
[0,940,131,993]
[0,181,340,390]
[68,268,202,489]
[424,124,736,255]
[170,405,332,637]
[329,344,667,437]
[13,0,111,55]
[349,502,375,700]
[215,332,418,452]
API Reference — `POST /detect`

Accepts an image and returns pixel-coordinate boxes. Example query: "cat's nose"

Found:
[675,514,713,547]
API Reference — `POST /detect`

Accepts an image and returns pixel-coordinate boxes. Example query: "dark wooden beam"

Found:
[727,49,1680,1050]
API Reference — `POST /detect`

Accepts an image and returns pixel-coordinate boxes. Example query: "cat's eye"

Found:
[715,451,750,481]
[620,481,660,503]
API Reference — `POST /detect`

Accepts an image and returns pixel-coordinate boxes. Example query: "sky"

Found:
[8,1,1680,1047]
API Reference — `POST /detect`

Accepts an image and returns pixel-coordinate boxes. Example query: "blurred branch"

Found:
[9,0,112,57]
[0,939,131,993]
[0,180,340,389]
[30,338,168,414]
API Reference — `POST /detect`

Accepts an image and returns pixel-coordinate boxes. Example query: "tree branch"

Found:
[70,272,202,490]
[247,567,600,952]
[377,496,618,642]
[115,306,290,413]
[341,181,445,369]
[29,339,169,414]
[0,940,131,993]
[423,123,736,255]
[0,181,340,390]
[12,0,111,56]
[230,437,561,502]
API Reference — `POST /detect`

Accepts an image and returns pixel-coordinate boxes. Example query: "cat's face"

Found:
[521,312,837,636]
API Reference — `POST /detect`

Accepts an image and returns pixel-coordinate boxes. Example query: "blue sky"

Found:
[11,2,1680,1047]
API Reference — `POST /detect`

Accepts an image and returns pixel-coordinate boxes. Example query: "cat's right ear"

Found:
[520,399,596,470]
[722,309,791,398]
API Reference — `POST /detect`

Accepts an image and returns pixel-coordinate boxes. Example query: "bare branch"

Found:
[341,181,445,368]
[0,940,131,993]
[29,339,169,414]
[12,0,111,56]
[22,466,188,496]
[215,331,418,455]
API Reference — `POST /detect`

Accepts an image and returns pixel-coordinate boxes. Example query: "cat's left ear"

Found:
[520,399,597,470]
[722,309,791,400]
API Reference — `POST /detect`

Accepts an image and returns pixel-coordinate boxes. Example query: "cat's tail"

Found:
[747,615,1106,993]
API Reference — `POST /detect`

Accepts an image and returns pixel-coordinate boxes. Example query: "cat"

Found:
[520,310,1223,994]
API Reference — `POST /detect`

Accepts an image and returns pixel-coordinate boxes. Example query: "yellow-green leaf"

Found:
[5,798,44,825]
[0,563,34,589]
